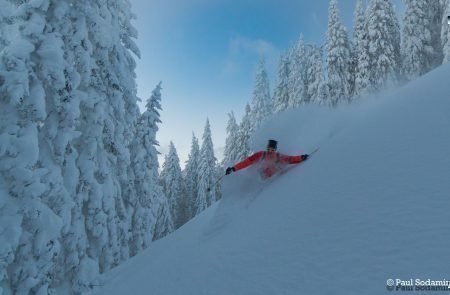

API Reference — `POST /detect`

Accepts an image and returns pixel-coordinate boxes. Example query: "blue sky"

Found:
[130,0,404,166]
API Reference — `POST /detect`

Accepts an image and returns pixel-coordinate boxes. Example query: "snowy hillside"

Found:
[95,64,450,295]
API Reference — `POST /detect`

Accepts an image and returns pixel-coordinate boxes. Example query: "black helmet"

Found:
[267,139,278,150]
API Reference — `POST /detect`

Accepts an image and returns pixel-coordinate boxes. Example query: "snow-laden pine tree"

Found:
[222,112,240,166]
[442,0,450,63]
[366,0,401,92]
[0,0,13,50]
[352,0,370,97]
[237,104,252,161]
[152,196,173,240]
[401,0,434,81]
[305,45,327,104]
[0,2,18,285]
[195,119,217,215]
[326,0,351,105]
[1,0,144,292]
[130,82,171,255]
[273,53,291,113]
[55,1,107,291]
[317,80,331,105]
[35,1,91,289]
[183,133,200,220]
[0,2,78,293]
[68,0,140,290]
[134,83,171,241]
[160,142,186,229]
[92,0,142,267]
[428,0,445,67]
[250,58,272,133]
[288,35,307,107]
[50,1,100,291]
[73,0,110,277]
[213,164,223,202]
[74,0,143,276]
[109,0,142,264]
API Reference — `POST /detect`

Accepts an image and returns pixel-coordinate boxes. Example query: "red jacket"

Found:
[234,151,304,178]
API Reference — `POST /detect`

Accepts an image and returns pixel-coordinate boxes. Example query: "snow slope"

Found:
[96,64,450,295]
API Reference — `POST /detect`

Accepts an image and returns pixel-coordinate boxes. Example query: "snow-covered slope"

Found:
[96,64,450,295]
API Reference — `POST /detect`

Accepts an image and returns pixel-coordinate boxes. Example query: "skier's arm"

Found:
[279,154,309,164]
[233,151,264,171]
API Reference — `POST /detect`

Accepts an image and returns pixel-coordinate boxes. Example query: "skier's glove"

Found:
[301,154,309,161]
[225,167,236,175]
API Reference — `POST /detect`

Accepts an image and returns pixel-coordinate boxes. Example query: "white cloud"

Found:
[228,36,279,59]
[221,35,281,81]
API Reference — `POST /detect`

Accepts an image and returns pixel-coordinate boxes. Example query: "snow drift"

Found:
[95,64,450,295]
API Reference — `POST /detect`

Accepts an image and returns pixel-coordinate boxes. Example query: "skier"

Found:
[225,139,309,179]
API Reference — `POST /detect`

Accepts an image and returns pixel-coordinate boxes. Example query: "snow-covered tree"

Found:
[250,58,272,133]
[317,81,331,105]
[74,0,119,276]
[195,119,217,215]
[326,0,351,105]
[135,83,174,243]
[91,0,143,267]
[1,0,144,292]
[160,142,186,229]
[0,0,13,50]
[288,35,307,107]
[401,0,434,80]
[366,0,401,91]
[76,0,145,274]
[0,2,75,293]
[352,0,370,97]
[442,0,450,63]
[183,133,200,220]
[48,1,100,292]
[305,45,326,104]
[273,53,291,113]
[130,82,171,254]
[428,0,445,67]
[222,112,240,166]
[237,104,252,161]
[213,163,223,202]
[152,196,173,240]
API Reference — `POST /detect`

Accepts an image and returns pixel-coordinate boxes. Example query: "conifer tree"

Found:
[160,142,185,229]
[326,0,351,105]
[153,197,174,240]
[428,0,445,67]
[366,0,401,91]
[317,81,331,106]
[352,0,370,97]
[184,133,200,219]
[306,45,326,104]
[237,104,253,161]
[288,35,307,107]
[401,0,434,80]
[223,112,241,166]
[0,1,13,50]
[195,119,217,215]
[0,2,62,294]
[250,58,272,133]
[60,1,100,291]
[0,0,144,292]
[130,82,171,254]
[273,53,291,113]
[442,0,450,63]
